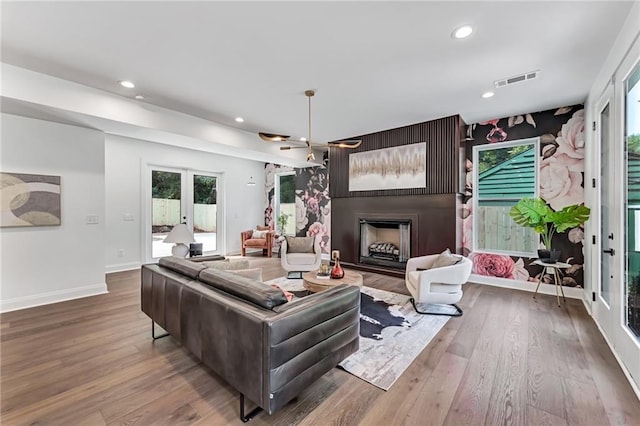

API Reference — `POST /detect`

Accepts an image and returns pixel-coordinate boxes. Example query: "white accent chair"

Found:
[281,236,322,278]
[405,253,473,316]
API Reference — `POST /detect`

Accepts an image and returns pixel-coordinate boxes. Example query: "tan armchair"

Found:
[241,225,275,257]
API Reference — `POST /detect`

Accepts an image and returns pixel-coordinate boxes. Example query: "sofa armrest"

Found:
[241,229,253,242]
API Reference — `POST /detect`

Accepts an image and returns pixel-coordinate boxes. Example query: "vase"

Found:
[331,258,344,279]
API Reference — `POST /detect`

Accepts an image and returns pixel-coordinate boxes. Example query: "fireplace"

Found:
[359,218,411,270]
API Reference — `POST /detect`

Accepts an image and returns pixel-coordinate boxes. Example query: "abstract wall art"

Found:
[348,142,426,192]
[1,172,61,227]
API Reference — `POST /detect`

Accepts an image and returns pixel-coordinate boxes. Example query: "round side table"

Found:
[533,259,571,307]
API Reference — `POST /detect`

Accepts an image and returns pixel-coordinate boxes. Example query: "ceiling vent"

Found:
[494,70,539,88]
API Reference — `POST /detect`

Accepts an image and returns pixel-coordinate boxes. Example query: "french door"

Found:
[595,38,640,390]
[145,166,223,262]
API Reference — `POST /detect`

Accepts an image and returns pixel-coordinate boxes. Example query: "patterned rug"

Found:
[266,277,451,390]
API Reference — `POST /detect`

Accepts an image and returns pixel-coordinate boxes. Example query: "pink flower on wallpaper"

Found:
[539,153,584,211]
[307,221,329,254]
[512,258,530,281]
[555,109,585,160]
[466,159,473,172]
[487,126,508,143]
[471,253,515,279]
[461,198,473,252]
[307,221,327,238]
[479,119,500,126]
[568,227,584,244]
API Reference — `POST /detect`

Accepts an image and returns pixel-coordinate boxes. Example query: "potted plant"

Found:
[277,213,289,236]
[509,197,590,263]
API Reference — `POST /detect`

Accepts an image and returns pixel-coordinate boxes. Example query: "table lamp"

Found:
[163,223,195,257]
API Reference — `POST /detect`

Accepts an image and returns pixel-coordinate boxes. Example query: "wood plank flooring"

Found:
[1,255,639,425]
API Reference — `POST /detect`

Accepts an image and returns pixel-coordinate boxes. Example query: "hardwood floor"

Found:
[1,255,639,425]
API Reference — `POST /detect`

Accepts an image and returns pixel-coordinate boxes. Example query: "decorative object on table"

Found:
[276,213,289,235]
[331,256,345,279]
[189,242,203,257]
[348,142,427,192]
[163,223,195,257]
[316,262,331,279]
[509,197,590,263]
[266,277,451,391]
[1,172,61,227]
[331,250,340,260]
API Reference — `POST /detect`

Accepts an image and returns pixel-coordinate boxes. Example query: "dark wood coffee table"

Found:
[302,270,363,293]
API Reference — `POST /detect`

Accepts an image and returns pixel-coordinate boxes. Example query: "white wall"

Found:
[0,113,107,312]
[105,134,265,272]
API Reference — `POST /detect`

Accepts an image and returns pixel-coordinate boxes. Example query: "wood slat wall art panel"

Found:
[329,115,464,198]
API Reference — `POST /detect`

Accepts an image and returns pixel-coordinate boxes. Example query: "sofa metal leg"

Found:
[240,393,262,423]
[409,298,463,317]
[151,320,169,340]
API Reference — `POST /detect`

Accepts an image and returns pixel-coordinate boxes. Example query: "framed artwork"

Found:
[1,172,61,227]
[348,142,427,192]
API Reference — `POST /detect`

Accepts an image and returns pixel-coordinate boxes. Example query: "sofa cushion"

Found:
[285,252,318,266]
[227,267,263,282]
[198,268,288,309]
[202,259,250,270]
[159,256,208,279]
[244,238,267,247]
[286,236,315,253]
[431,249,462,269]
[252,230,268,239]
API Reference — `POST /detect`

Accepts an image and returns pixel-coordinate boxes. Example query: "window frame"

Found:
[472,137,540,257]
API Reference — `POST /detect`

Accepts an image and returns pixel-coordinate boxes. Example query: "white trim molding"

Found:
[0,283,108,313]
[469,274,584,299]
[105,262,141,274]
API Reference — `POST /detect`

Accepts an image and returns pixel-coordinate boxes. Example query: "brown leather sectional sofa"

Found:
[141,257,360,421]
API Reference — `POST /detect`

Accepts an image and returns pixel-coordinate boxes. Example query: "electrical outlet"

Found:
[117,249,125,257]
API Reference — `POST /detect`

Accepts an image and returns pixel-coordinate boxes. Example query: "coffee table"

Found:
[302,269,363,293]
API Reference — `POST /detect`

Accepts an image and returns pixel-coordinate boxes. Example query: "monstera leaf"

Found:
[509,197,552,234]
[551,204,591,233]
[510,197,591,250]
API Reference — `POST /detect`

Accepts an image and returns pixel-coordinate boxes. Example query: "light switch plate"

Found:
[86,215,99,224]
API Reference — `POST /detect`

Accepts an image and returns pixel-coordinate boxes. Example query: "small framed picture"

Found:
[331,250,340,260]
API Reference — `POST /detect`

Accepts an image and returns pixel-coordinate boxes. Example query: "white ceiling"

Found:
[0,1,635,152]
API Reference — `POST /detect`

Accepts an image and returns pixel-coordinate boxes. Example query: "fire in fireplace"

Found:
[359,219,411,269]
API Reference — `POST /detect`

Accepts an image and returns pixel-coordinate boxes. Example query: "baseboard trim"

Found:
[468,274,584,299]
[105,261,141,273]
[0,283,108,313]
[589,312,640,401]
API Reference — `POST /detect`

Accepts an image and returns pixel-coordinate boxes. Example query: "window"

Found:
[473,138,539,256]
[275,172,295,235]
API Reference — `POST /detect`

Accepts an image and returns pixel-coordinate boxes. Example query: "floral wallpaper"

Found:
[463,104,586,287]
[264,156,331,254]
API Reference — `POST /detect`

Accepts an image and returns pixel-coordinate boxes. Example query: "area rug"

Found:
[266,277,451,390]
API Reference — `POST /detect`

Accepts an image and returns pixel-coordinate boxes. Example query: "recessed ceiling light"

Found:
[119,80,135,89]
[452,25,473,39]
[482,91,495,98]
[135,95,144,100]
[235,117,244,123]
[300,137,307,142]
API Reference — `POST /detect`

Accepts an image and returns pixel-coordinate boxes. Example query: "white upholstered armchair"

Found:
[281,236,322,278]
[405,251,473,316]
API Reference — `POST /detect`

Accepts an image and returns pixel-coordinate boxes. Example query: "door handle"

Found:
[603,248,615,256]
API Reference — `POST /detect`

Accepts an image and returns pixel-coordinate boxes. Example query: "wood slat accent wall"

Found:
[329,115,464,198]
